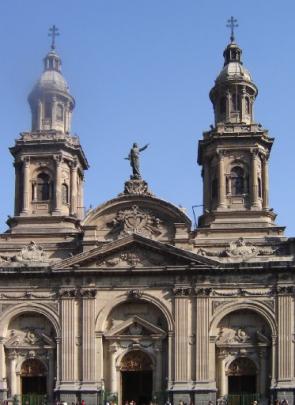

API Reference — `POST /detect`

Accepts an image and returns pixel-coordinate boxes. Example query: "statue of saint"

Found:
[125,143,149,179]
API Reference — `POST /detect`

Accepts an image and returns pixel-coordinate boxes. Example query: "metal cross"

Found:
[226,16,238,43]
[48,25,60,50]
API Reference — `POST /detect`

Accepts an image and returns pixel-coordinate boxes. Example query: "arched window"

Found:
[212,178,218,199]
[245,97,250,114]
[44,101,51,119]
[62,183,69,204]
[230,166,244,195]
[258,177,262,198]
[56,104,64,121]
[220,97,226,114]
[36,173,50,201]
[231,93,240,112]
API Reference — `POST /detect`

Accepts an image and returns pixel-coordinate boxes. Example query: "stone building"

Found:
[0,28,294,405]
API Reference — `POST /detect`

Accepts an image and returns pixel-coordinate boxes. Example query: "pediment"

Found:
[53,234,218,270]
[104,315,166,339]
[5,328,55,349]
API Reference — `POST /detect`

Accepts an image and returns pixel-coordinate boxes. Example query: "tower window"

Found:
[56,104,64,121]
[36,173,51,201]
[220,97,226,114]
[231,93,240,112]
[258,177,262,198]
[230,166,244,195]
[62,183,69,204]
[245,97,250,114]
[44,101,51,119]
[212,178,218,199]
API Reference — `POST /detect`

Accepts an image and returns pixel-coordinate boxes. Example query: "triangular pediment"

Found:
[104,315,166,338]
[53,234,217,270]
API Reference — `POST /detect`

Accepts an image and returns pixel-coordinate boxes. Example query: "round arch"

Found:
[96,292,174,332]
[210,300,276,336]
[0,303,61,338]
[16,355,49,375]
[115,347,156,370]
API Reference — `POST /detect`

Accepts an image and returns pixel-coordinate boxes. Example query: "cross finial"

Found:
[48,25,60,50]
[226,16,238,43]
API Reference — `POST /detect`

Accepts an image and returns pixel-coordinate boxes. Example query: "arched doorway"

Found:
[228,357,257,395]
[215,309,271,403]
[21,358,47,395]
[120,350,153,405]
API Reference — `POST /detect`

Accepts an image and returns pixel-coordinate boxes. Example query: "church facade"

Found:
[0,27,294,405]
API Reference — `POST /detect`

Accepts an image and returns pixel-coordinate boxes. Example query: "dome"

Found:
[216,61,252,83]
[36,69,69,93]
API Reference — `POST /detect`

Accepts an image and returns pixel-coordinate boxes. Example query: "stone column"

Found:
[195,293,210,382]
[167,331,174,387]
[0,337,7,397]
[47,350,55,401]
[82,290,96,384]
[203,159,211,213]
[262,156,269,209]
[56,337,61,387]
[38,100,43,130]
[52,96,57,129]
[21,157,30,215]
[258,347,267,397]
[218,353,227,397]
[70,160,78,216]
[277,293,293,382]
[251,150,260,208]
[226,90,231,122]
[95,332,104,383]
[154,341,163,393]
[53,155,62,214]
[60,292,78,386]
[217,151,226,209]
[14,161,21,216]
[173,288,189,383]
[8,351,17,397]
[109,344,118,394]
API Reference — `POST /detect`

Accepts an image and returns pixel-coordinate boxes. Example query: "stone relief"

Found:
[96,248,165,268]
[5,328,55,348]
[216,326,269,346]
[0,241,57,267]
[197,238,277,260]
[120,179,154,197]
[108,205,161,239]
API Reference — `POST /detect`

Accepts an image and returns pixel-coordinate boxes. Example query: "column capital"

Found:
[53,154,63,165]
[21,156,30,165]
[69,159,78,170]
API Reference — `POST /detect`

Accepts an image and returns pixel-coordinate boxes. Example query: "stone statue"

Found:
[125,143,149,179]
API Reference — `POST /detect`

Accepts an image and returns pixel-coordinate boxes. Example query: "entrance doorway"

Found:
[120,350,153,405]
[228,375,256,394]
[20,359,47,405]
[122,370,152,404]
[227,358,258,405]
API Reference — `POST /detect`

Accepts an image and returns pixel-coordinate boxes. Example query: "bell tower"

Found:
[8,26,89,234]
[197,18,284,240]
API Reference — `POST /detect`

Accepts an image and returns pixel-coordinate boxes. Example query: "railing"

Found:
[14,394,47,405]
[227,393,260,405]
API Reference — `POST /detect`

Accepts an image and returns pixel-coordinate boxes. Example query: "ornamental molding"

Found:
[58,288,97,299]
[120,179,154,197]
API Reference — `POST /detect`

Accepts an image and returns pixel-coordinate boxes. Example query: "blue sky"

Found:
[0,0,294,234]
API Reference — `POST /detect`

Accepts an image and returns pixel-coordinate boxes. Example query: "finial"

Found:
[48,25,60,50]
[226,16,238,43]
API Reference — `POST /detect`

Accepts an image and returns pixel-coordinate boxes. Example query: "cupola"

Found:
[28,25,75,134]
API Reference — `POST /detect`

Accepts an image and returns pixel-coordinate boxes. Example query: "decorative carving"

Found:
[11,241,50,265]
[21,358,46,376]
[217,327,251,345]
[129,322,143,335]
[120,350,152,371]
[5,328,55,349]
[121,179,154,196]
[223,238,257,259]
[195,287,212,297]
[58,288,96,298]
[127,289,142,300]
[228,357,256,376]
[212,300,226,313]
[172,287,192,296]
[109,205,161,239]
[96,248,165,268]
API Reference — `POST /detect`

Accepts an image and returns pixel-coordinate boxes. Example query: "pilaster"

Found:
[251,149,260,209]
[20,156,30,215]
[53,154,62,215]
[277,293,293,384]
[70,159,78,216]
[262,155,269,209]
[217,151,226,209]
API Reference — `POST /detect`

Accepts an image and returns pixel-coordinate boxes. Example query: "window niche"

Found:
[230,166,245,196]
[62,183,69,204]
[56,104,64,121]
[35,172,51,201]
